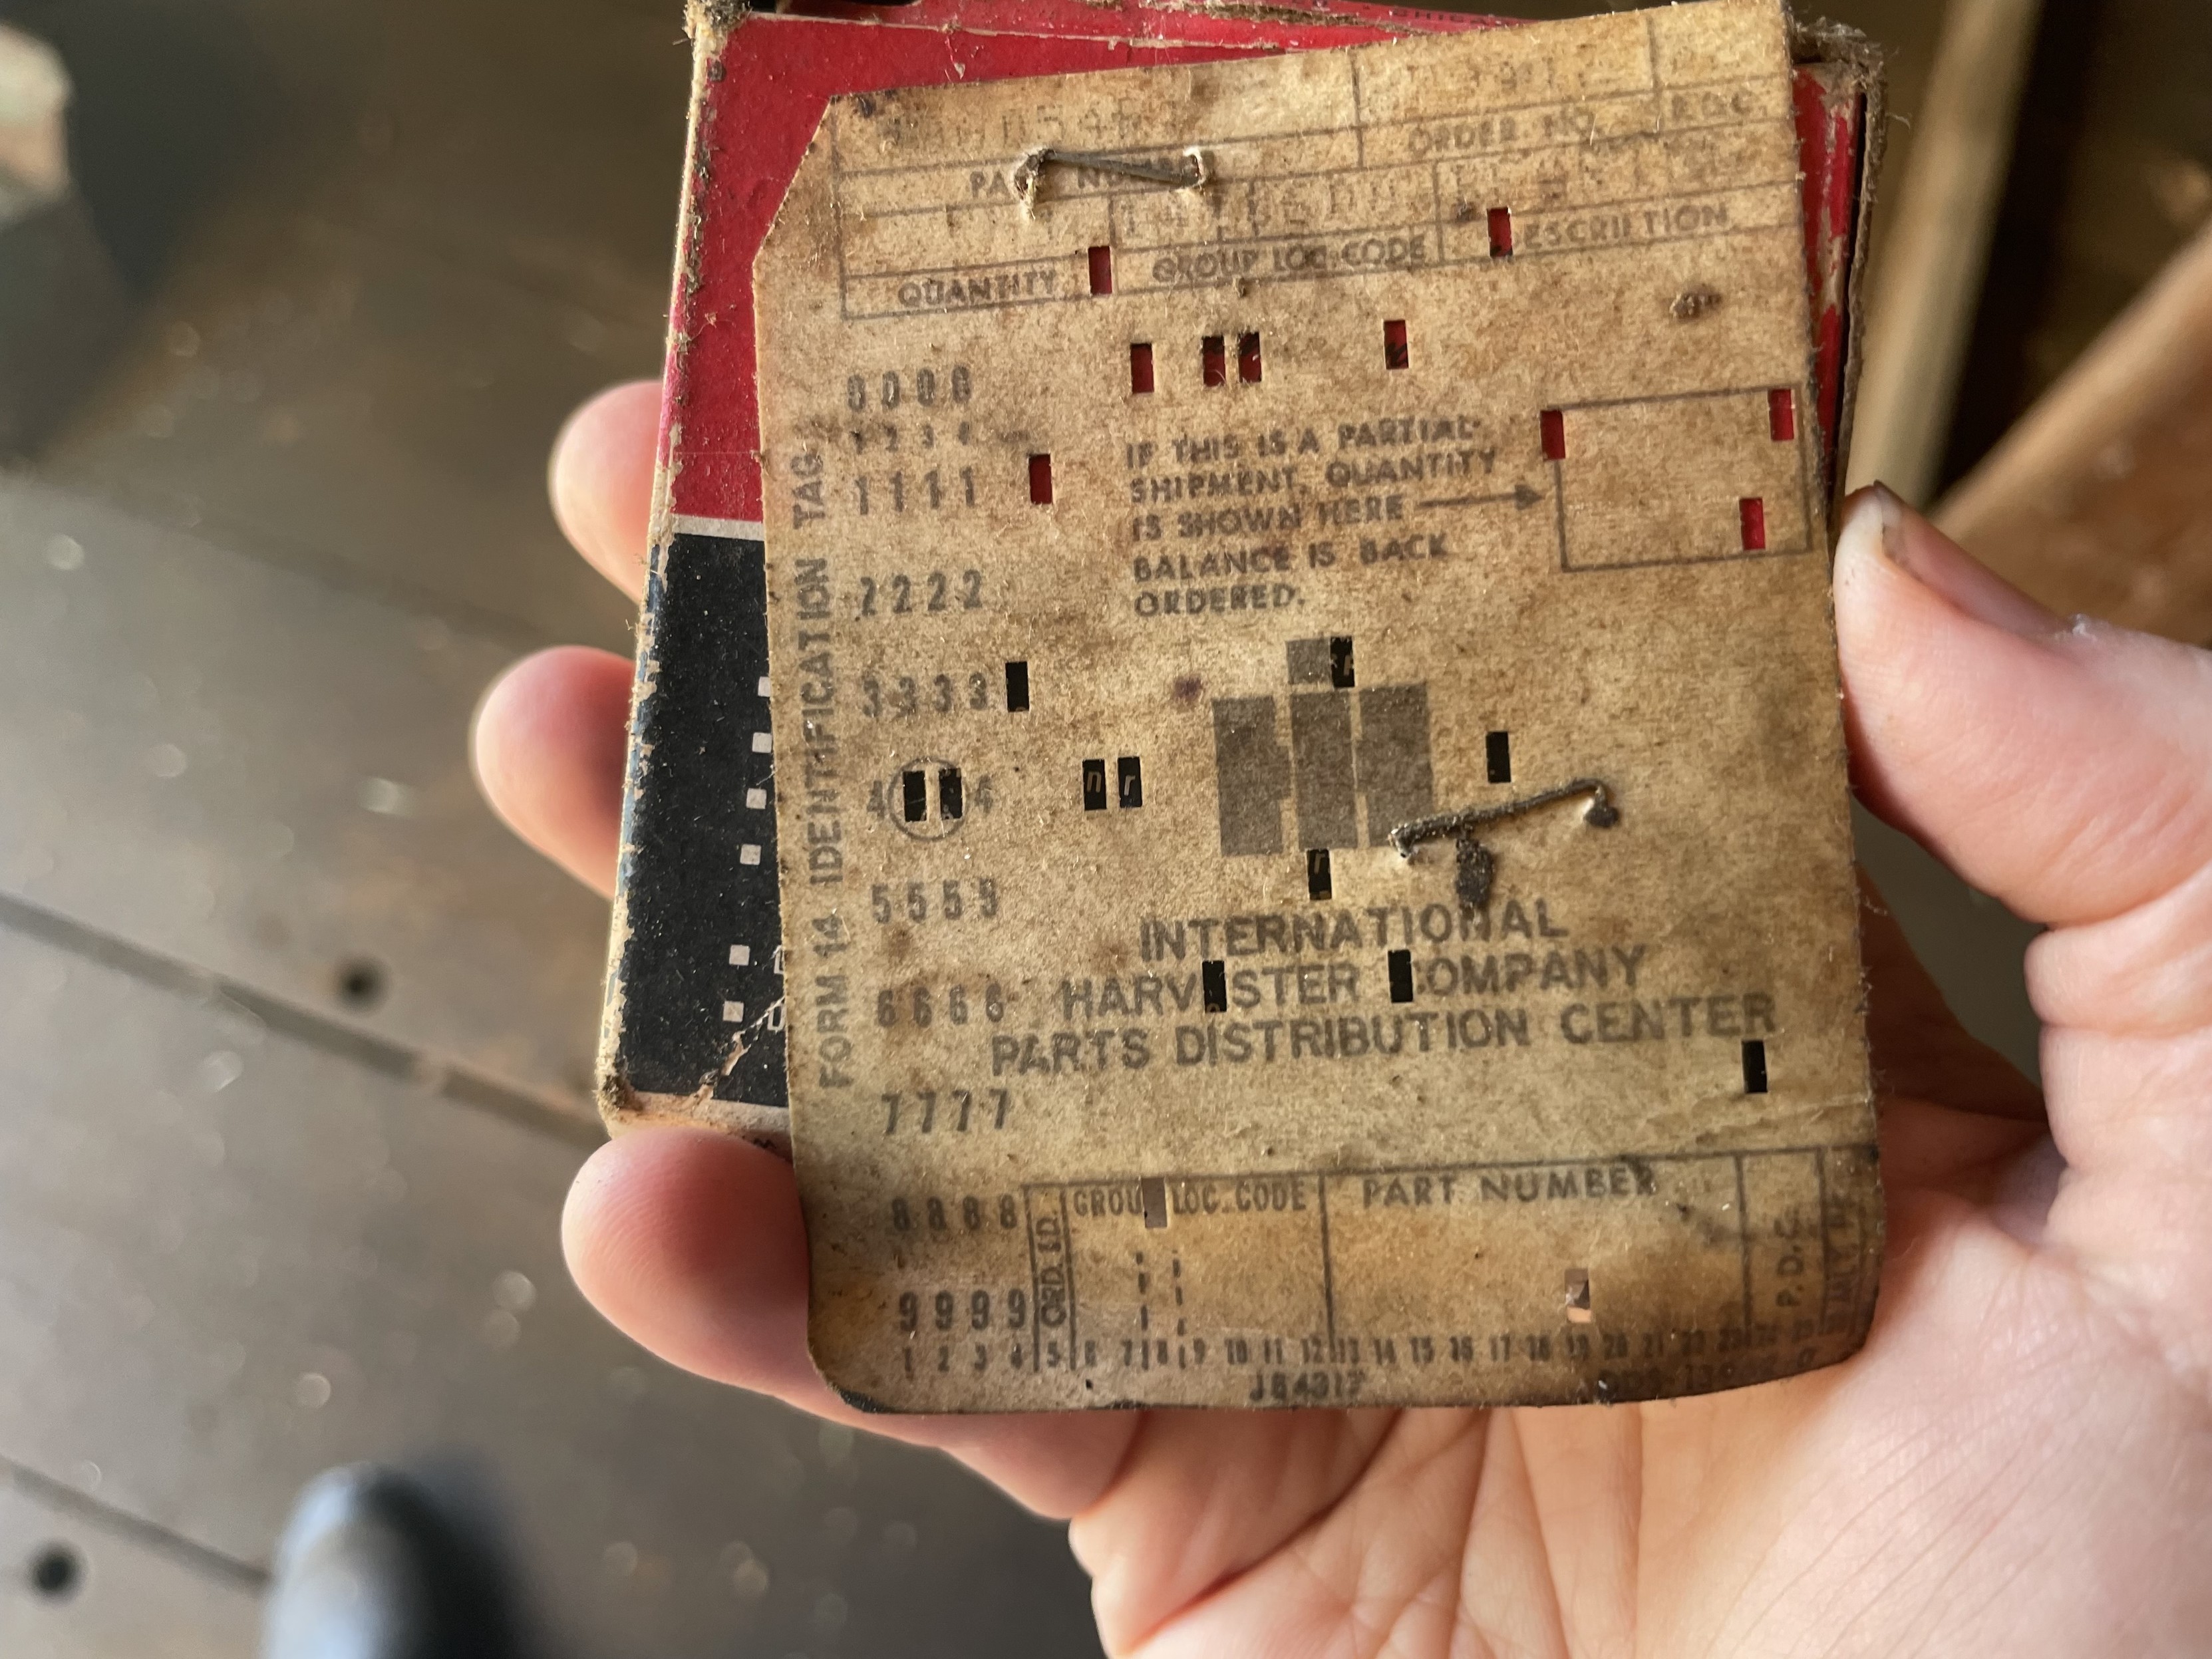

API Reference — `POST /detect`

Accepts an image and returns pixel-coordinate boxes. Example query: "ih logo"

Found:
[1211,635,1435,863]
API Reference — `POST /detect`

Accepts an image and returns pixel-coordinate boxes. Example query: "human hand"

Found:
[472,381,2212,1655]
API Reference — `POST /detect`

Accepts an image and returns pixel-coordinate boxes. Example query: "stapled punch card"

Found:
[680,0,1879,1412]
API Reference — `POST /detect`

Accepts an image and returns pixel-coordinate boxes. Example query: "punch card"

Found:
[752,0,1880,1412]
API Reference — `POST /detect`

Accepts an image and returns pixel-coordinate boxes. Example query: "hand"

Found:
[473,382,2212,1656]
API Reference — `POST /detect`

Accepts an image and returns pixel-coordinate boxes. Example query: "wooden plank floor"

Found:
[1,1,1106,1651]
[0,917,1098,1658]
[23,0,678,653]
[0,482,609,1114]
[0,0,2050,1651]
[0,1468,260,1659]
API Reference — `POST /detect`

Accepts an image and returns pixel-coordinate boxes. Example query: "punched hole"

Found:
[29,1543,80,1600]
[1486,730,1512,785]
[1117,755,1144,809]
[1740,497,1767,551]
[1088,245,1114,295]
[938,766,963,820]
[1383,318,1409,371]
[1488,206,1514,257]
[1540,408,1566,462]
[1201,335,1227,387]
[1565,1268,1593,1324]
[1140,1176,1168,1229]
[1005,660,1030,712]
[1201,959,1228,1012]
[1307,848,1333,901]
[335,958,386,1010]
[1329,635,1354,688]
[1769,387,1796,442]
[1237,331,1263,383]
[1082,759,1108,812]
[1386,949,1414,1003]
[1742,1039,1769,1094]
[1028,454,1054,506]
[902,769,928,822]
[1130,342,1154,395]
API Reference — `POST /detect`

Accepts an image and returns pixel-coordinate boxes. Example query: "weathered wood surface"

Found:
[1845,0,2042,506]
[1941,221,2212,646]
[0,918,1102,1657]
[0,478,608,1116]
[25,0,679,653]
[0,1466,261,1659]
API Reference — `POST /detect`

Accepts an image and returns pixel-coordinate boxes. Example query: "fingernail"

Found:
[1841,484,2066,639]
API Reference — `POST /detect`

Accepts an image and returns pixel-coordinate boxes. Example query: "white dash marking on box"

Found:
[745,787,767,810]
[721,1000,746,1023]
[729,944,752,966]
[740,843,762,865]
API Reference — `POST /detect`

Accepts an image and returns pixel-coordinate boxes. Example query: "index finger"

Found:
[549,380,661,603]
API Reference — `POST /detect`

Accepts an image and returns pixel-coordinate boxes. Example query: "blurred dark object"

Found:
[259,1465,518,1659]
[0,23,126,456]
[0,0,285,291]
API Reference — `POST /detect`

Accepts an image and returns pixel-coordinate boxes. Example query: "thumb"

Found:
[1836,486,2212,1375]
[1837,485,2212,931]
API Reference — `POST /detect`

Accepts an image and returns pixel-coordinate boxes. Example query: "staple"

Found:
[1390,779,1619,912]
[1011,146,1208,215]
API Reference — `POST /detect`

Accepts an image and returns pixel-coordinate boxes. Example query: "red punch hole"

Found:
[1740,496,1767,551]
[1769,387,1796,441]
[1088,245,1114,295]
[1539,408,1566,462]
[1029,454,1054,506]
[1130,342,1154,394]
[1383,319,1409,370]
[1488,206,1514,257]
[1237,331,1263,383]
[1201,334,1226,386]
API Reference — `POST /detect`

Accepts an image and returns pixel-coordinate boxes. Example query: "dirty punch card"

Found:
[754,0,1879,1412]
